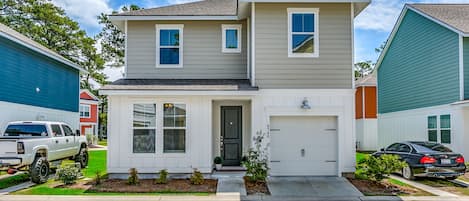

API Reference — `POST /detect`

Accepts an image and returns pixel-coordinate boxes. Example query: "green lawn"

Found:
[98,140,107,147]
[0,173,30,189]
[84,150,106,178]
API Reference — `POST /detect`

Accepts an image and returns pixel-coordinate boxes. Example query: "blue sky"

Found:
[50,0,469,81]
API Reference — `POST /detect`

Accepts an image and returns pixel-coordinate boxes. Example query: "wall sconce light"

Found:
[300,97,311,109]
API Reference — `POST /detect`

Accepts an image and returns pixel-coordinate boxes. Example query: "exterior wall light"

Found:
[301,97,311,109]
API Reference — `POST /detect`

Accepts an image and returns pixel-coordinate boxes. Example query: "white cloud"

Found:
[355,0,469,32]
[52,0,113,29]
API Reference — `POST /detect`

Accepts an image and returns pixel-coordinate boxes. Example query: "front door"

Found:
[221,106,242,166]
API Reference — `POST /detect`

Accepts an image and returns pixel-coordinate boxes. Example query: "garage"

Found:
[269,116,338,176]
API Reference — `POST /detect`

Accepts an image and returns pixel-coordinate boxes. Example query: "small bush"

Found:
[214,156,222,164]
[243,131,269,182]
[128,168,139,185]
[95,171,102,185]
[55,163,81,185]
[356,154,406,181]
[190,169,204,185]
[155,169,168,184]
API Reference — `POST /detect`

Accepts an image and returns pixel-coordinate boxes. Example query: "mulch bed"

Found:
[348,178,429,196]
[86,179,217,193]
[244,177,270,195]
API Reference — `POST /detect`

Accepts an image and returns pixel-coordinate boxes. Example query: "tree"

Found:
[354,60,373,79]
[96,5,141,68]
[375,41,386,54]
[0,0,107,89]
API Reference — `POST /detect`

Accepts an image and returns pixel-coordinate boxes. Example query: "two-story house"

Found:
[0,23,84,132]
[376,4,469,158]
[100,0,370,178]
[79,89,100,136]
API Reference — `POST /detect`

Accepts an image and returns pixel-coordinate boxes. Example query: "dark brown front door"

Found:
[221,106,242,166]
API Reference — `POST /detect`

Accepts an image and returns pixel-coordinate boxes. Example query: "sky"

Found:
[50,0,469,82]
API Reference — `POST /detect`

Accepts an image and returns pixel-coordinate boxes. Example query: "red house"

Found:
[79,89,99,136]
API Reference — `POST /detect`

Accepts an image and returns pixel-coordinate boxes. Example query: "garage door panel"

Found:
[270,116,338,176]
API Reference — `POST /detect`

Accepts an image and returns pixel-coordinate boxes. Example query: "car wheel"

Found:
[402,165,415,180]
[30,157,49,184]
[75,148,88,168]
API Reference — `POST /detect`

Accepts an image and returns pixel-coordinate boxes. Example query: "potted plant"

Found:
[214,156,223,170]
[241,155,248,167]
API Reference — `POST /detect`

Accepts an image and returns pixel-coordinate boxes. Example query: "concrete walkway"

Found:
[267,177,363,197]
[0,182,34,195]
[389,175,458,197]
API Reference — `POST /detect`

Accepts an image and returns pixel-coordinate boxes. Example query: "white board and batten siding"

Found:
[378,104,469,158]
[356,119,378,151]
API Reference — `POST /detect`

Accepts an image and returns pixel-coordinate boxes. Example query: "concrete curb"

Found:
[389,175,458,197]
[0,182,34,195]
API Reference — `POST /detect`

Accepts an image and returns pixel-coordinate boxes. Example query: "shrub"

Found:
[56,163,82,185]
[356,154,406,181]
[243,130,268,182]
[190,169,204,185]
[214,156,222,164]
[155,169,168,184]
[128,168,139,185]
[95,170,102,185]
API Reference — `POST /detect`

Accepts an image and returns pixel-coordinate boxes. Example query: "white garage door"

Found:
[270,116,338,176]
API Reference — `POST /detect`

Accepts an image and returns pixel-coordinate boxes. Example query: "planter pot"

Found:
[215,164,222,170]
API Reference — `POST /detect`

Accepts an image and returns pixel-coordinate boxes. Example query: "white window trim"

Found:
[132,103,157,154]
[79,104,90,118]
[162,103,187,154]
[287,8,319,58]
[222,24,242,53]
[156,24,184,68]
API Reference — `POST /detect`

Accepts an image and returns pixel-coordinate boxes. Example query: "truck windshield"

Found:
[4,125,48,137]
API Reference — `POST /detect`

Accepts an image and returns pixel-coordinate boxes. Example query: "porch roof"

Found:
[100,79,258,91]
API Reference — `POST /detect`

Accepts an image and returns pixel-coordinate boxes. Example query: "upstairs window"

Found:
[287,8,319,58]
[156,25,183,68]
[222,24,241,53]
[79,104,90,118]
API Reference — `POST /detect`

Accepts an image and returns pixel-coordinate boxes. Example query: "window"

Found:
[4,124,48,137]
[133,104,156,153]
[156,25,183,68]
[397,144,411,153]
[440,114,451,144]
[51,125,63,137]
[79,104,90,118]
[163,103,186,153]
[427,116,437,142]
[222,24,241,53]
[288,8,319,58]
[385,143,400,152]
[62,125,74,136]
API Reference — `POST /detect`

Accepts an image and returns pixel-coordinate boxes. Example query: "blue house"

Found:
[375,4,469,157]
[0,23,85,132]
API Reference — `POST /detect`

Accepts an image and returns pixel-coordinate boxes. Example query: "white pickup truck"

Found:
[0,121,88,183]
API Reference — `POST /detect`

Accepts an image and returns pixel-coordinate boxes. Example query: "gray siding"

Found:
[126,20,247,79]
[254,3,353,89]
[464,37,469,100]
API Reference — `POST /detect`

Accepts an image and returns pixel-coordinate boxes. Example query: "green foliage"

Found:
[0,173,30,189]
[356,154,406,181]
[214,156,222,164]
[55,164,82,185]
[243,130,269,182]
[0,0,107,88]
[94,171,102,185]
[155,169,168,184]
[354,60,374,79]
[127,168,139,185]
[190,169,204,185]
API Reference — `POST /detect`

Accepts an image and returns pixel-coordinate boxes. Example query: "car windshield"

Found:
[412,142,452,153]
[4,125,48,137]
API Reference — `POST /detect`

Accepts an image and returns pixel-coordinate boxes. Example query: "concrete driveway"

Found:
[267,177,363,197]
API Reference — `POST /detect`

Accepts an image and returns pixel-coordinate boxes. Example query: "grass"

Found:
[0,173,30,189]
[83,150,106,178]
[98,140,107,147]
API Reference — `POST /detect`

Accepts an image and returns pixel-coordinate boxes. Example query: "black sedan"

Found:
[374,141,466,180]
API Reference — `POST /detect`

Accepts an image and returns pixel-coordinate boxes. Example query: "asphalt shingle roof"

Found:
[102,79,258,91]
[112,0,238,16]
[409,4,469,34]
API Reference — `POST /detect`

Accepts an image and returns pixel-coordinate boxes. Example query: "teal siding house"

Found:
[376,4,469,157]
[0,23,85,132]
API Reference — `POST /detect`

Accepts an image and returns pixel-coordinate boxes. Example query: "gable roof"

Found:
[80,89,99,101]
[375,4,469,72]
[0,23,85,72]
[112,0,237,17]
[409,4,469,35]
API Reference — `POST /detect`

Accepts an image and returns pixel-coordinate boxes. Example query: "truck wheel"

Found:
[30,157,49,184]
[75,148,88,168]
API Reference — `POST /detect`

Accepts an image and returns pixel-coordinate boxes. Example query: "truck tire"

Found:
[30,157,49,184]
[75,148,88,168]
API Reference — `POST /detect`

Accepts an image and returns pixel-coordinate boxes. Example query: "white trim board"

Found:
[221,24,242,53]
[110,16,239,21]
[375,5,469,72]
[459,35,464,101]
[287,8,319,58]
[155,24,184,68]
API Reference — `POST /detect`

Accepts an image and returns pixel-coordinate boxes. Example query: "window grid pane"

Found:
[225,29,238,49]
[428,130,437,142]
[160,48,179,65]
[427,116,437,129]
[440,115,451,129]
[441,130,451,144]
